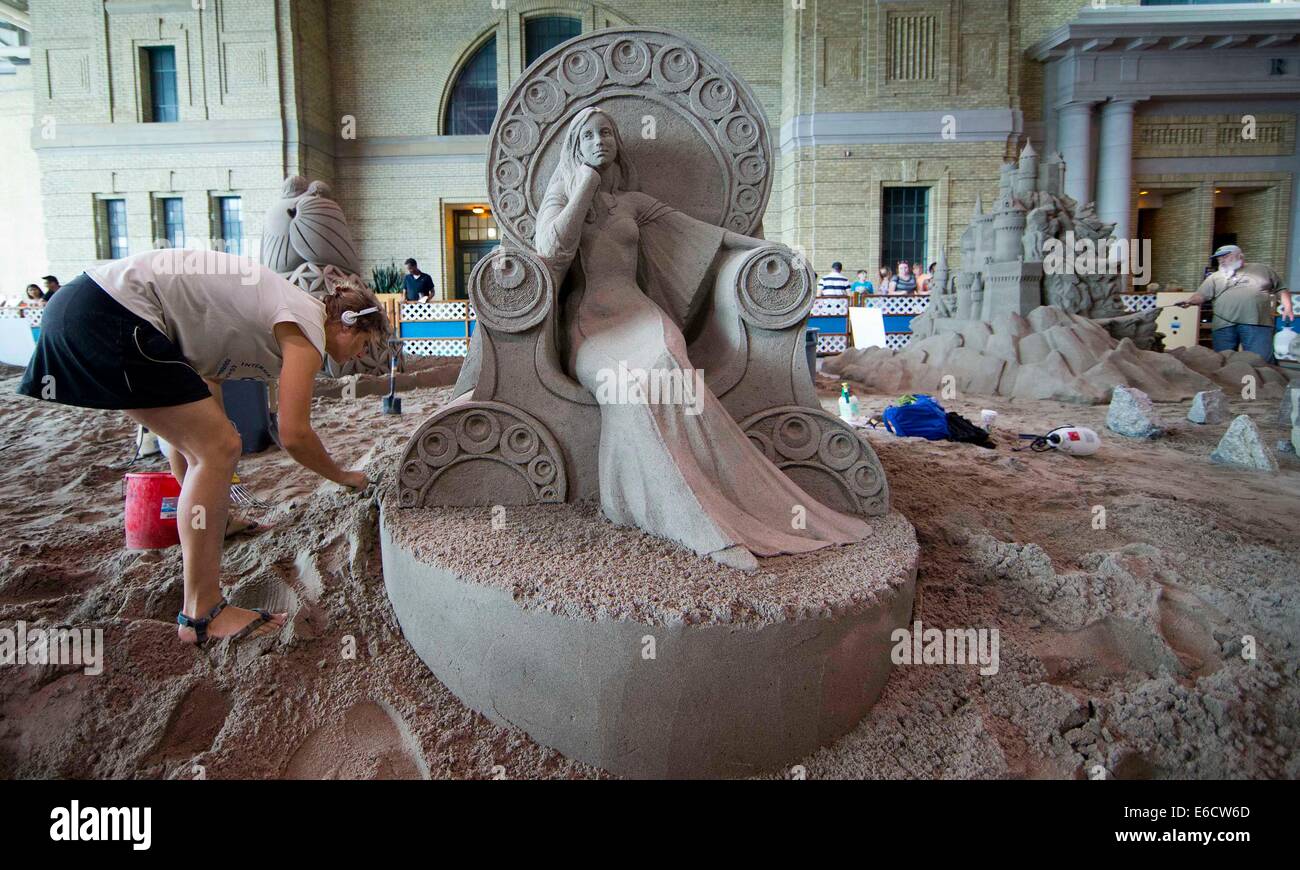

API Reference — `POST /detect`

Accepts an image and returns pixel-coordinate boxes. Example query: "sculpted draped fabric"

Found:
[538,187,869,563]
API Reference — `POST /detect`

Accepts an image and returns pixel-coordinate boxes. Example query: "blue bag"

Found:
[881,394,950,440]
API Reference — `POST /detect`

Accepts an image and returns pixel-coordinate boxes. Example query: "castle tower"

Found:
[1013,140,1039,200]
[1038,151,1066,198]
[993,191,1027,264]
[956,196,985,319]
[931,246,950,296]
[973,192,996,267]
[998,161,1015,200]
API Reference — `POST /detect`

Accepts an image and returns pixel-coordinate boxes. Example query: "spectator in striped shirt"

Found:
[818,262,852,297]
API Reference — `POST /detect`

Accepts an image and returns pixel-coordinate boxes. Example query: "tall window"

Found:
[103,199,129,260]
[142,46,179,123]
[158,197,185,248]
[445,36,498,135]
[216,196,244,255]
[525,16,581,68]
[881,187,929,275]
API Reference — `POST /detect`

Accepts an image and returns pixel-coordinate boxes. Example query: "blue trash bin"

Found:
[221,379,275,454]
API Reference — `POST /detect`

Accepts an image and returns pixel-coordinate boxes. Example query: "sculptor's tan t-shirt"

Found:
[89,249,327,381]
[1196,263,1286,331]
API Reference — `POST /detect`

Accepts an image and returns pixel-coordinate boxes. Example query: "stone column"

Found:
[1042,62,1060,156]
[1057,101,1096,208]
[1289,173,1300,288]
[1097,99,1137,242]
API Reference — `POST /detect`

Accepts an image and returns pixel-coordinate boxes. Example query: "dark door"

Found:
[451,209,500,300]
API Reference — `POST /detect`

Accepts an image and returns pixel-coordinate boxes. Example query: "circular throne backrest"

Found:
[487,27,773,249]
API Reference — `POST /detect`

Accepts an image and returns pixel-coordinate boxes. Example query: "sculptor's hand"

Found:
[339,470,370,490]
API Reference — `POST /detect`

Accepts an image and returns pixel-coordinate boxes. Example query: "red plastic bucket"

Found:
[123,472,181,550]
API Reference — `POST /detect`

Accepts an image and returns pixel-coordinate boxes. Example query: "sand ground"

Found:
[0,364,1297,779]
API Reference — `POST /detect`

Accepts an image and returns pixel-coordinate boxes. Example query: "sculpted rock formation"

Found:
[826,143,1294,405]
[1187,389,1228,425]
[260,176,393,377]
[1211,415,1279,472]
[1107,385,1163,439]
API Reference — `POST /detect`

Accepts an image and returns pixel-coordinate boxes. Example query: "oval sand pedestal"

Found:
[379,489,918,778]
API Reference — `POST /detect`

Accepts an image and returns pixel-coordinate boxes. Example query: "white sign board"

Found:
[0,315,36,367]
[1156,292,1199,350]
[848,306,886,349]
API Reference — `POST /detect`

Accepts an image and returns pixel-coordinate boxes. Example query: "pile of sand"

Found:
[825,306,1294,404]
[0,365,1296,779]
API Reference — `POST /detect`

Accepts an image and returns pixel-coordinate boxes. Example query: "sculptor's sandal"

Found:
[177,598,280,649]
[224,517,265,540]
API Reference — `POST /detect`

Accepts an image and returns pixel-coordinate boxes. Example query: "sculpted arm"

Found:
[536,165,601,264]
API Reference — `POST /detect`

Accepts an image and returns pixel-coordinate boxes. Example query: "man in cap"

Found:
[1179,244,1291,363]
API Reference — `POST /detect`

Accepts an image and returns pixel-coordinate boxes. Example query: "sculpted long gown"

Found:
[539,189,870,559]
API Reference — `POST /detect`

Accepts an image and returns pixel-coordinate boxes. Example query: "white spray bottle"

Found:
[1044,426,1101,456]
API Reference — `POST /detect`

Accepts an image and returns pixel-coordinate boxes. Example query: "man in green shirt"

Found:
[1180,245,1292,363]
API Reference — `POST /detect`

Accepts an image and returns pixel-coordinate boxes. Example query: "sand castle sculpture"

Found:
[827,143,1289,403]
[260,176,393,376]
[380,28,918,778]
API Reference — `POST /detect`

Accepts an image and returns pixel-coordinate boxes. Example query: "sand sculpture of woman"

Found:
[534,107,869,570]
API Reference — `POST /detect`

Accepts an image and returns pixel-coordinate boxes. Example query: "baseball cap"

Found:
[1212,244,1243,258]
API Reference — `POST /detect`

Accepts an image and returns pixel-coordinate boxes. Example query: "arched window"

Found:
[524,15,581,68]
[445,35,498,135]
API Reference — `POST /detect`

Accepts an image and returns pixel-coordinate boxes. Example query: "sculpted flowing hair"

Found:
[536,107,639,266]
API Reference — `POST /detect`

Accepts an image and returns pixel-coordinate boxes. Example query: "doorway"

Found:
[450,207,500,300]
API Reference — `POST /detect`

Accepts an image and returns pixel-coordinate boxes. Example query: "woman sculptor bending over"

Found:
[17,250,387,648]
[535,107,869,570]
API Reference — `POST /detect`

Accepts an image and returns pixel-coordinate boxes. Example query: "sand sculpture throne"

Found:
[397,28,888,518]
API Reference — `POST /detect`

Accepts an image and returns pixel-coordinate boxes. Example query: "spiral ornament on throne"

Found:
[736,248,815,330]
[604,37,652,85]
[558,47,604,96]
[396,402,568,508]
[690,75,737,120]
[521,78,566,123]
[651,44,700,92]
[468,248,553,334]
[739,405,891,516]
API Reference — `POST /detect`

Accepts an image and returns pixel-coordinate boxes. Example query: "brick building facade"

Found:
[2,0,1299,300]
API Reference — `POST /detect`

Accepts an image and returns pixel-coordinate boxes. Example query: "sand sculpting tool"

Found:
[229,473,270,509]
[382,338,404,415]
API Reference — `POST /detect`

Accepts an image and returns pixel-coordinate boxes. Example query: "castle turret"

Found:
[993,191,1027,264]
[932,246,950,296]
[972,192,996,267]
[998,161,1015,199]
[1038,151,1065,198]
[1013,140,1039,200]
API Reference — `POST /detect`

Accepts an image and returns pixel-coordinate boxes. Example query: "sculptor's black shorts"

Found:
[16,272,212,410]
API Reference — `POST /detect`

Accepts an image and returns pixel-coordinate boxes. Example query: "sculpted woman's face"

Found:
[578,113,618,169]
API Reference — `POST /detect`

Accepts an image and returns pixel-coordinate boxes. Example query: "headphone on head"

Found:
[341,306,379,326]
